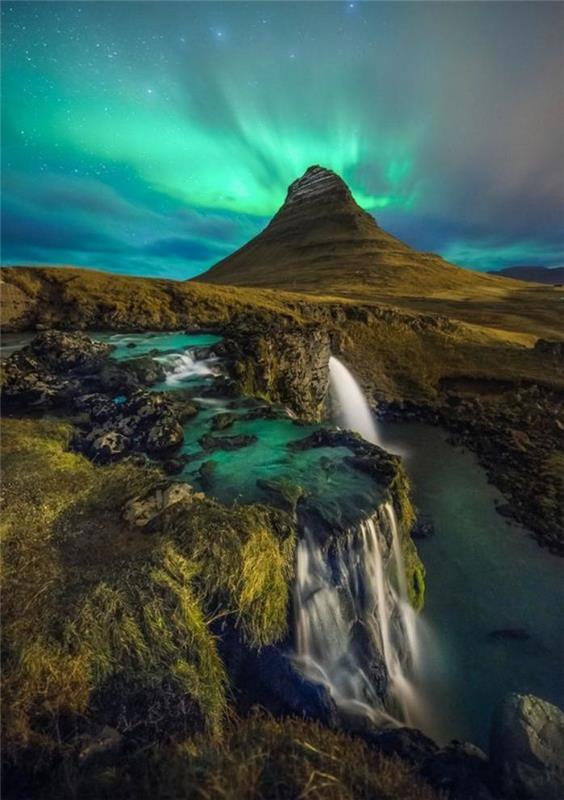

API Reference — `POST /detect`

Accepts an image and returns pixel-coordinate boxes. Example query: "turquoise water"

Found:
[379,421,564,747]
[181,413,381,520]
[92,331,222,360]
[90,332,385,524]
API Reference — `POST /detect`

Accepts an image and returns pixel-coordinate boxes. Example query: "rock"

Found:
[369,726,439,765]
[123,482,202,529]
[30,330,112,373]
[162,454,191,475]
[241,405,283,422]
[490,693,564,800]
[215,621,337,725]
[145,416,184,454]
[222,322,331,420]
[74,392,117,423]
[119,356,167,386]
[198,460,217,490]
[422,741,494,800]
[1,363,80,409]
[122,390,171,420]
[256,478,307,514]
[199,433,258,452]
[77,724,122,768]
[91,431,131,463]
[412,516,435,539]
[211,412,237,431]
[487,628,530,641]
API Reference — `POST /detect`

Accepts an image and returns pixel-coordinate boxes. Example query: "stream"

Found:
[3,330,562,749]
[379,421,564,747]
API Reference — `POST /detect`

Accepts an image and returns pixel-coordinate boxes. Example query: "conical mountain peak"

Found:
[284,165,354,208]
[200,165,464,291]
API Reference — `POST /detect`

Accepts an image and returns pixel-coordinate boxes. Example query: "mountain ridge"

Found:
[200,165,509,297]
[489,266,564,285]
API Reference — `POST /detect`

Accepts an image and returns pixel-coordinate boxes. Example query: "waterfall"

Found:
[328,356,380,445]
[156,350,216,385]
[294,504,423,728]
[293,356,428,730]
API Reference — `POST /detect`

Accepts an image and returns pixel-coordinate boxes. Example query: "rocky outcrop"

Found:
[73,389,196,463]
[379,384,564,554]
[220,321,331,420]
[29,330,113,372]
[1,330,167,411]
[123,481,204,530]
[490,693,564,800]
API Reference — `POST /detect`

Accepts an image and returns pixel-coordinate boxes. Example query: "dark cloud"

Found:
[145,237,231,262]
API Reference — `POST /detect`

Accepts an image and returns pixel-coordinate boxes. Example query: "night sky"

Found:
[2,1,563,280]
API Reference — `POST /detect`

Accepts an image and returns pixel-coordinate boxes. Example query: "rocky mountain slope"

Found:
[200,166,563,339]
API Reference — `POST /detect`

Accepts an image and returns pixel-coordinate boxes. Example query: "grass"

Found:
[44,713,439,800]
[1,418,435,800]
[1,418,296,764]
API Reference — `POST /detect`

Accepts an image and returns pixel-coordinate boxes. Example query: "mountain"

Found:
[200,165,512,299]
[488,266,564,284]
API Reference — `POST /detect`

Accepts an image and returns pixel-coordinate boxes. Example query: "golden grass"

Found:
[68,713,439,800]
[1,418,295,757]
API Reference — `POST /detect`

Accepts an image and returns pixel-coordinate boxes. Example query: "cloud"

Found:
[145,236,231,262]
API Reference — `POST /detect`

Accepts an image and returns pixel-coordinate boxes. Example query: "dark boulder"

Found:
[421,741,494,800]
[490,693,564,800]
[74,393,117,423]
[198,460,217,490]
[91,431,131,463]
[145,415,184,454]
[211,412,237,431]
[368,726,438,765]
[412,516,435,539]
[121,356,167,386]
[256,478,307,515]
[30,330,112,373]
[199,433,258,452]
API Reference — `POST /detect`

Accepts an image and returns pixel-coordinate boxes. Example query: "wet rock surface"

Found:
[490,693,564,800]
[221,321,331,420]
[199,432,258,452]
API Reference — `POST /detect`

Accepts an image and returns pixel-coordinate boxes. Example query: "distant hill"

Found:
[200,165,516,299]
[488,266,564,285]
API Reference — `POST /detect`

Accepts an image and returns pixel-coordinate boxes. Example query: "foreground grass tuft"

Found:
[47,713,439,800]
[1,418,295,764]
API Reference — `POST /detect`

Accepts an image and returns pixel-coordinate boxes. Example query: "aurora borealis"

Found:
[2,1,563,279]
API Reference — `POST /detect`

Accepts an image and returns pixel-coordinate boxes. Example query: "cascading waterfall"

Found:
[156,350,216,385]
[294,504,423,727]
[293,355,426,729]
[328,356,381,445]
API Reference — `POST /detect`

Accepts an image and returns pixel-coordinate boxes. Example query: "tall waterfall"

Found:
[294,504,423,727]
[329,356,380,445]
[293,356,426,729]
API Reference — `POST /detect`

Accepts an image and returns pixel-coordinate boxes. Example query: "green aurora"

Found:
[2,1,563,278]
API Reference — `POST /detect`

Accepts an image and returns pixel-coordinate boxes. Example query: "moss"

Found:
[1,418,295,761]
[48,713,439,800]
[387,467,425,612]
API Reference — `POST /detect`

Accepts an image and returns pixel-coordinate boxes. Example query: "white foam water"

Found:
[156,351,216,385]
[329,356,380,445]
[294,505,425,728]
